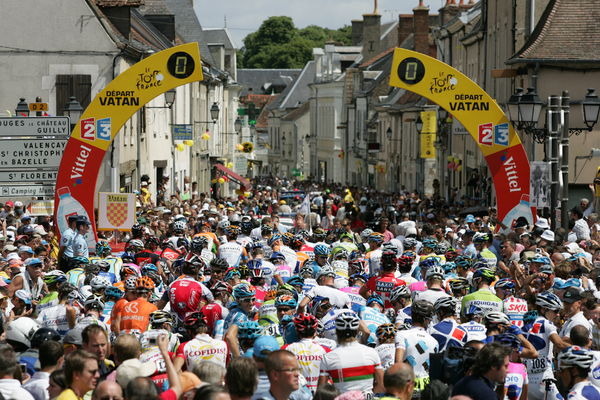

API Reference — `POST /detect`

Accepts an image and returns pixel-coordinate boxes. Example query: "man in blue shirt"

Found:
[452,342,511,399]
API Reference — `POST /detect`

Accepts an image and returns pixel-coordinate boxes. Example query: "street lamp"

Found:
[386,126,392,140]
[234,117,242,134]
[15,98,29,117]
[583,89,600,131]
[164,89,176,109]
[210,102,220,122]
[507,88,524,127]
[63,96,83,125]
[518,88,544,131]
[415,116,423,133]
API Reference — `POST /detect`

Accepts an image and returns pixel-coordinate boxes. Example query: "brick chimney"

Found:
[361,13,381,62]
[413,0,430,56]
[398,15,413,47]
[351,19,363,46]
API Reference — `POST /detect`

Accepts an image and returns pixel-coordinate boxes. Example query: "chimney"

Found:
[398,15,413,47]
[351,19,363,46]
[413,0,430,56]
[361,12,381,62]
[439,0,460,25]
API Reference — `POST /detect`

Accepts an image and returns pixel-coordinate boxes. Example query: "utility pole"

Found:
[560,91,570,229]
[547,95,560,230]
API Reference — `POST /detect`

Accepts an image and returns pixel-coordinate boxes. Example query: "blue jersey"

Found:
[223,307,250,331]
[359,306,391,344]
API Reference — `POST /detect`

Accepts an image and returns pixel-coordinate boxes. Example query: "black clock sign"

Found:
[167,52,195,79]
[398,57,425,85]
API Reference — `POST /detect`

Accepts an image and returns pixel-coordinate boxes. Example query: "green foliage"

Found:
[240,16,352,69]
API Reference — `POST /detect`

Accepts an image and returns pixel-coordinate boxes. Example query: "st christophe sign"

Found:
[54,43,203,242]
[391,49,534,229]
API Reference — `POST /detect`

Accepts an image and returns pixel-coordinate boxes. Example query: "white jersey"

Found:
[305,285,351,309]
[36,304,70,335]
[319,341,383,393]
[395,326,439,379]
[567,380,600,399]
[175,333,228,368]
[459,321,487,341]
[279,245,298,270]
[503,296,528,327]
[218,241,244,267]
[413,288,450,305]
[283,338,329,392]
[589,351,600,389]
[375,343,396,369]
[560,311,592,339]
[525,316,559,400]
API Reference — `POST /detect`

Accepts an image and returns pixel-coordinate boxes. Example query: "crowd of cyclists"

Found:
[1,181,600,400]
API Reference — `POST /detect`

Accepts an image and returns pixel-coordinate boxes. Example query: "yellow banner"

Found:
[420,133,436,159]
[420,110,437,133]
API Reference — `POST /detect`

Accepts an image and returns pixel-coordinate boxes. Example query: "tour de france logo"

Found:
[429,72,458,94]
[136,68,164,90]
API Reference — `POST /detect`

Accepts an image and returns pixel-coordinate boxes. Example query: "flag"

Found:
[298,194,310,216]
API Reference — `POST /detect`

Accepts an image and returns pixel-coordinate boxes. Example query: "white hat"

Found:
[565,242,581,254]
[567,232,578,243]
[116,359,156,389]
[540,230,555,242]
[405,226,417,236]
[141,181,148,186]
[14,201,23,207]
[534,218,550,230]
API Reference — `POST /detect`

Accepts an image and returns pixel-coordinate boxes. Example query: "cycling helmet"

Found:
[238,321,262,340]
[360,228,374,239]
[95,241,112,256]
[455,256,471,268]
[176,238,190,251]
[218,219,230,230]
[136,276,155,291]
[309,296,332,316]
[105,286,124,300]
[317,265,336,280]
[183,311,208,329]
[146,237,160,247]
[422,238,438,249]
[449,277,470,291]
[443,262,456,273]
[335,311,360,331]
[493,333,521,349]
[232,283,255,300]
[291,235,305,249]
[269,252,286,262]
[425,265,445,280]
[397,254,414,270]
[300,265,314,278]
[411,300,435,318]
[90,276,111,291]
[558,346,595,370]
[376,323,397,341]
[173,220,187,232]
[210,280,233,295]
[142,264,159,275]
[495,278,516,291]
[483,311,510,326]
[191,236,208,252]
[293,314,319,334]
[128,239,144,251]
[523,310,538,325]
[267,234,282,246]
[95,261,111,273]
[444,249,458,261]
[246,258,263,270]
[473,232,491,244]
[277,284,297,298]
[6,318,40,348]
[31,327,61,348]
[275,294,298,309]
[124,277,138,291]
[84,295,105,310]
[472,267,496,283]
[367,232,385,244]
[312,228,327,241]
[287,275,305,287]
[435,243,449,254]
[332,248,350,260]
[281,232,294,246]
[403,237,418,249]
[314,244,331,257]
[366,294,385,308]
[419,257,441,269]
[434,296,458,312]
[120,265,138,279]
[535,291,563,311]
[43,270,67,286]
[150,310,174,326]
[390,285,411,302]
[539,264,554,275]
[210,257,229,272]
[131,224,144,237]
[72,256,89,266]
[471,260,490,271]
[465,305,485,317]
[349,272,369,283]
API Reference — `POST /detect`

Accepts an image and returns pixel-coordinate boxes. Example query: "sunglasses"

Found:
[240,297,255,303]
[277,307,292,313]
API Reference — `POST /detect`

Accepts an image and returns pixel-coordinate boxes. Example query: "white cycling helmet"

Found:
[558,346,595,370]
[6,318,40,348]
[425,265,445,280]
[218,220,230,230]
[335,311,360,331]
[173,220,187,231]
[535,291,563,312]
[90,276,111,291]
[483,311,510,326]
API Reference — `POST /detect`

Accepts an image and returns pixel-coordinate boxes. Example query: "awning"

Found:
[214,163,252,190]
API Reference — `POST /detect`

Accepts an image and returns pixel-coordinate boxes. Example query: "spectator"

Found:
[48,370,67,399]
[0,344,35,400]
[193,361,226,386]
[82,325,114,379]
[57,350,100,400]
[225,357,258,400]
[91,381,123,400]
[382,363,415,400]
[262,350,300,400]
[24,340,64,400]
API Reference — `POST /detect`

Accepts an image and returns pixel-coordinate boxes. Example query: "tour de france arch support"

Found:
[390,48,534,230]
[54,43,204,241]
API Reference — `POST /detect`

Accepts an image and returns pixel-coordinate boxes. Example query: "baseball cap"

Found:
[34,225,48,235]
[24,258,43,267]
[20,215,31,222]
[63,326,84,346]
[18,246,33,254]
[116,359,157,389]
[14,289,31,305]
[540,230,555,242]
[141,181,148,186]
[14,201,23,207]
[253,336,280,360]
[464,214,476,223]
[4,201,13,207]
[180,371,202,392]
[563,287,584,303]
[514,219,529,229]
[3,245,17,253]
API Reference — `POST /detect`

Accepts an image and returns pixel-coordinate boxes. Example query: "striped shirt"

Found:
[319,341,382,393]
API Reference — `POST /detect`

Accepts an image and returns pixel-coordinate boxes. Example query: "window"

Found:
[55,74,91,116]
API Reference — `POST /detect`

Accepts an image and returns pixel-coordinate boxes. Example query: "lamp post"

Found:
[63,96,83,130]
[15,98,30,117]
[508,87,600,229]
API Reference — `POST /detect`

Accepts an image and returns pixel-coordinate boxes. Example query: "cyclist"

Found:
[495,278,528,327]
[359,294,391,344]
[557,346,600,399]
[218,226,247,267]
[389,285,412,327]
[429,297,468,351]
[117,276,157,334]
[413,264,450,305]
[461,266,502,316]
[460,305,487,341]
[360,248,406,308]
[175,311,228,369]
[375,323,397,369]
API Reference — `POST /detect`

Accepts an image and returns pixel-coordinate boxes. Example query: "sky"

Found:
[194,0,447,48]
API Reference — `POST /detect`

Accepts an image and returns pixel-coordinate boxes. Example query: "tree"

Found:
[239,17,352,69]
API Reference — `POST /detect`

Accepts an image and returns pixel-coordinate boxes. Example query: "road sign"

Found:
[0,138,66,169]
[28,103,49,112]
[173,124,192,140]
[27,200,55,216]
[0,170,57,183]
[0,185,54,197]
[0,117,70,137]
